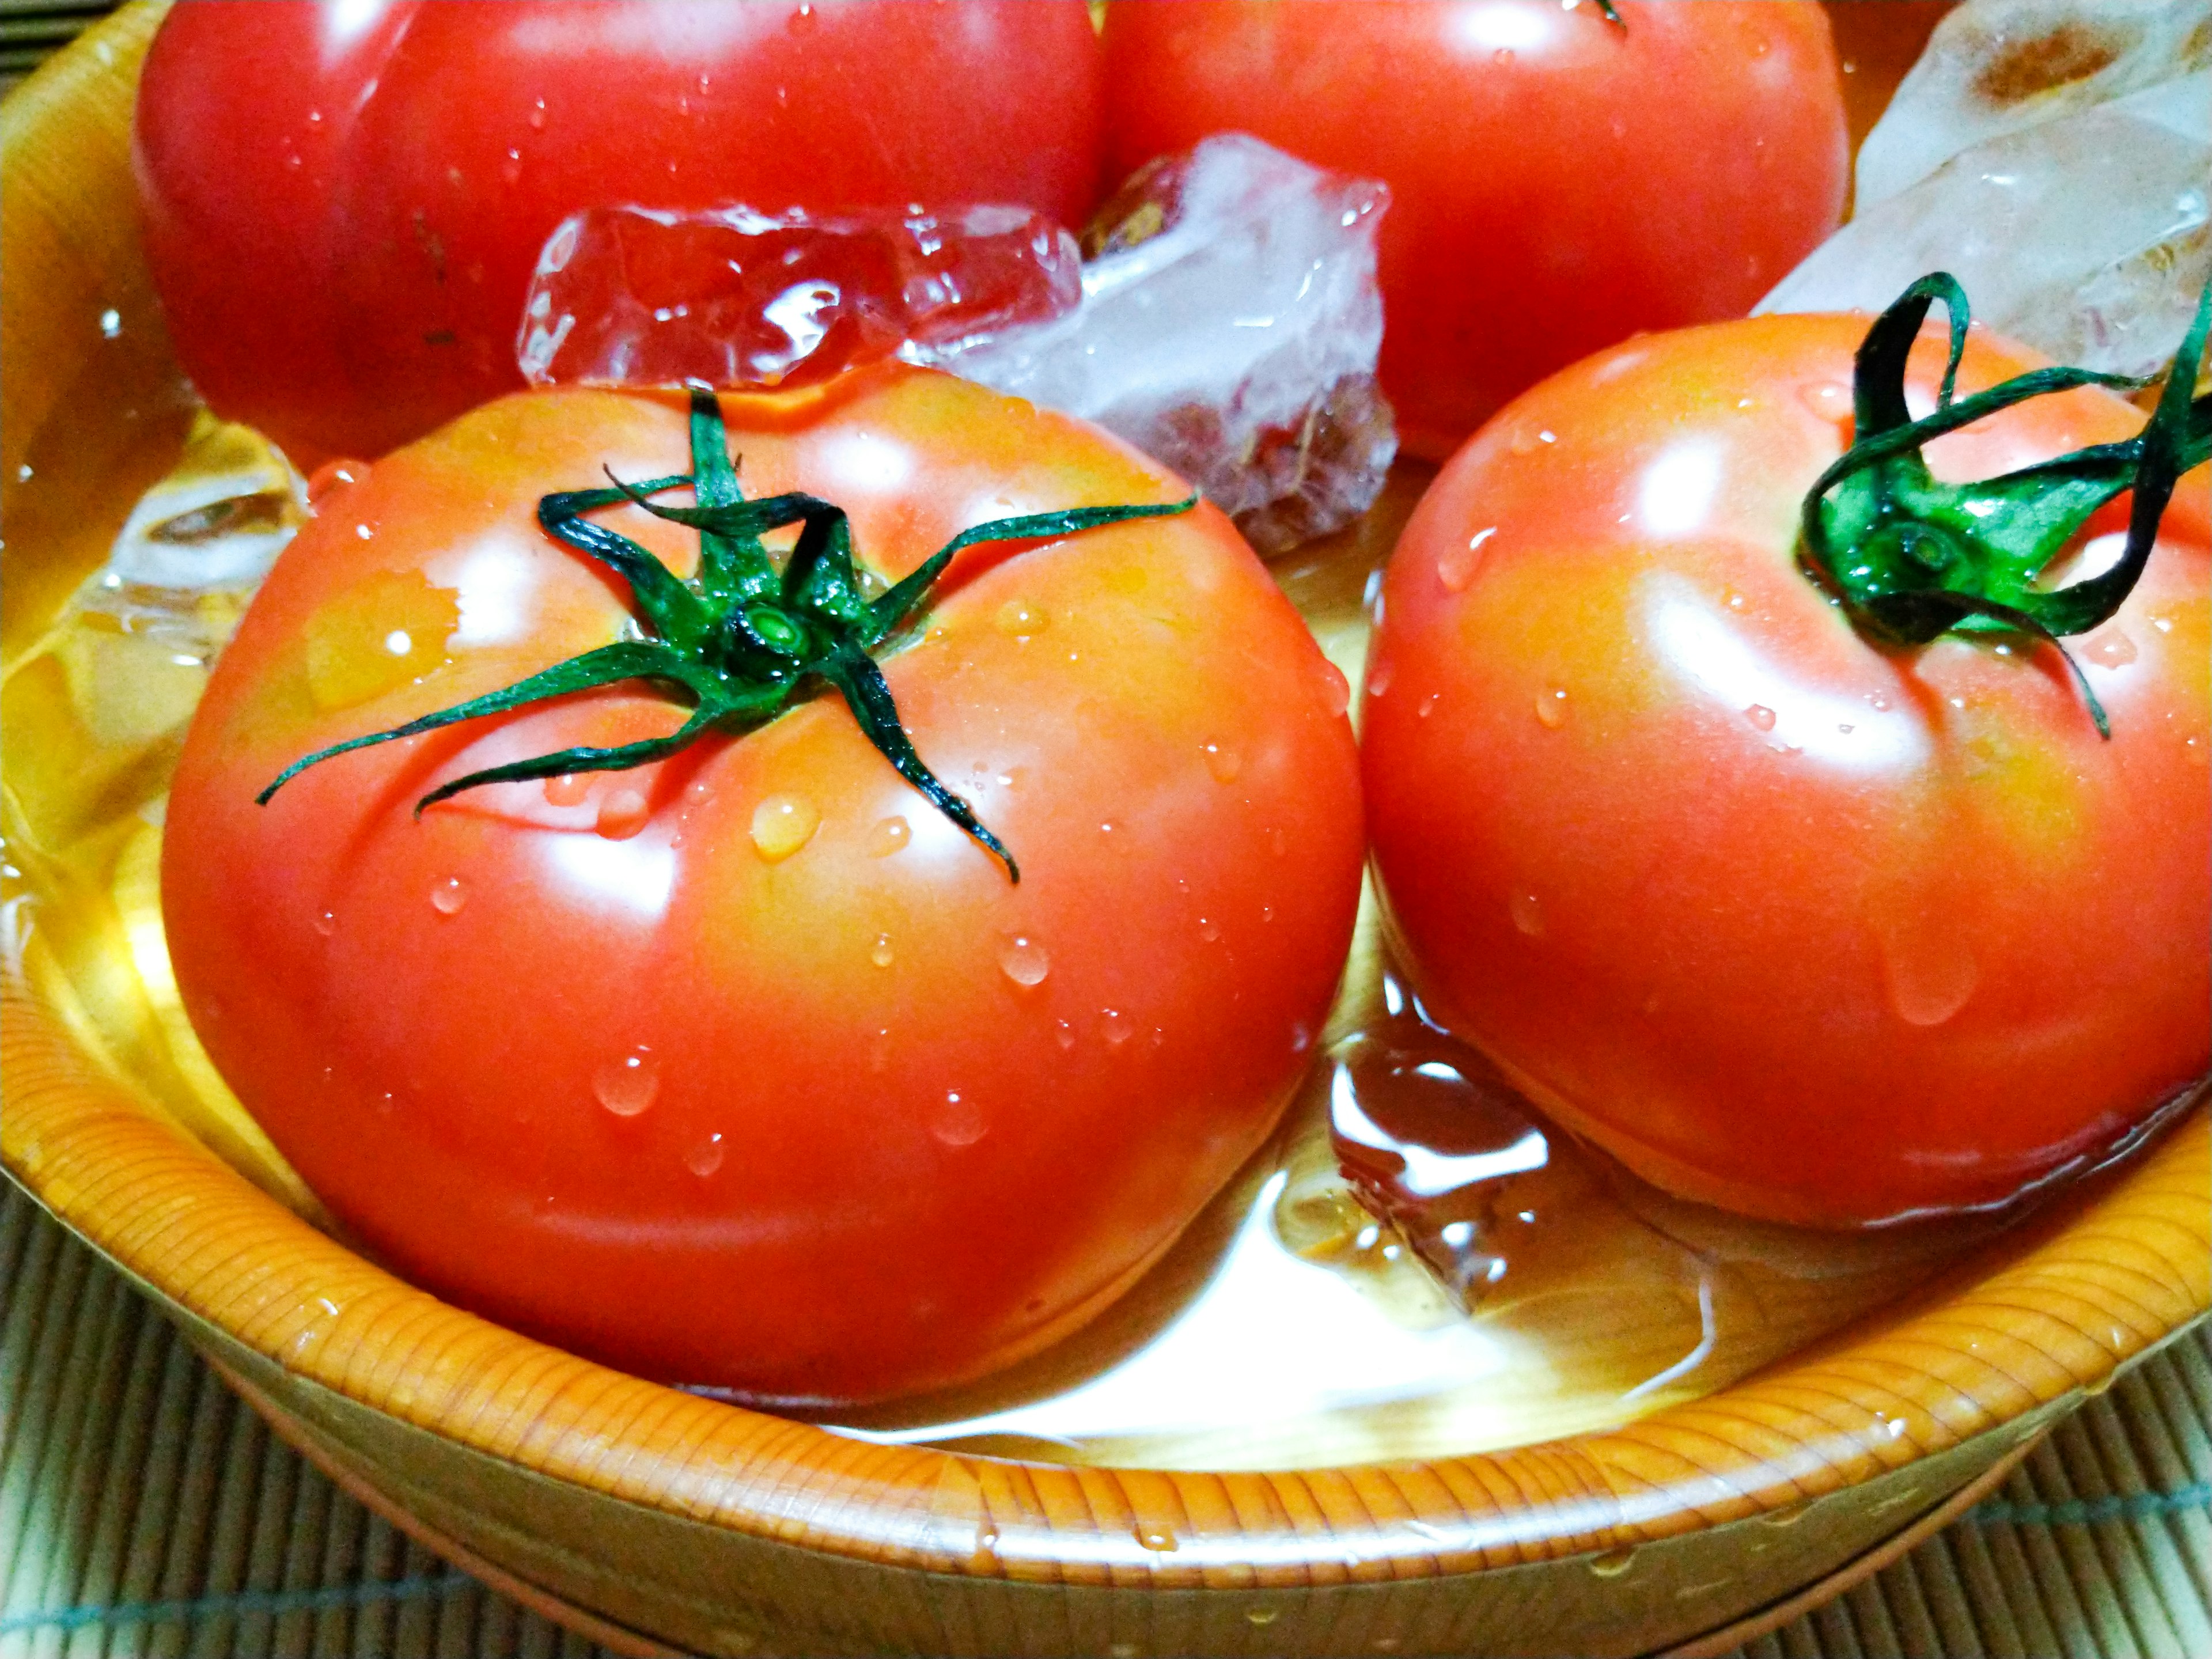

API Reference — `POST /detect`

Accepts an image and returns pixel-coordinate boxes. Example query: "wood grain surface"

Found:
[4,5,2207,1655]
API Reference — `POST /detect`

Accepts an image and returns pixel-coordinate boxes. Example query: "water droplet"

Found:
[313,910,338,937]
[994,599,1049,638]
[1246,1608,1279,1626]
[593,1048,660,1116]
[1054,1019,1076,1051]
[2086,628,2137,668]
[1290,1022,1312,1054]
[305,460,363,502]
[430,876,468,915]
[1744,703,1778,733]
[751,793,819,862]
[1591,1547,1635,1578]
[1100,1009,1134,1048]
[381,628,412,657]
[787,1,817,31]
[865,815,910,858]
[1725,589,1747,611]
[99,308,122,340]
[970,1520,1000,1569]
[1268,826,1289,857]
[2152,615,2173,634]
[1800,380,1852,426]
[1316,658,1351,717]
[1417,692,1439,718]
[1492,47,1516,66]
[870,933,896,969]
[1134,1524,1179,1552]
[1200,741,1242,783]
[597,786,650,840]
[528,99,546,130]
[1437,527,1496,592]
[1509,891,1546,937]
[1881,923,1979,1028]
[1198,917,1222,943]
[998,934,1050,987]
[1535,686,1569,728]
[543,772,592,807]
[1367,656,1395,696]
[869,1028,892,1074]
[1866,691,1892,711]
[932,1089,988,1147]
[685,1133,726,1177]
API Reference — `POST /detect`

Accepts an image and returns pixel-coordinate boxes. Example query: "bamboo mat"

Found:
[3,1181,2207,1658]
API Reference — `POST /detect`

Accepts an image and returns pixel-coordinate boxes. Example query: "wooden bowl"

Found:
[6,8,2206,1656]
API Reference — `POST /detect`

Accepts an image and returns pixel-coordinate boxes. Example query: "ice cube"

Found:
[1855,0,2211,209]
[915,134,1396,556]
[1759,86,2211,380]
[517,203,1080,391]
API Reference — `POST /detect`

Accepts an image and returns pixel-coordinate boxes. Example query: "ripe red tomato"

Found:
[1362,313,2210,1227]
[134,0,1106,470]
[1102,0,1849,460]
[161,367,1364,1402]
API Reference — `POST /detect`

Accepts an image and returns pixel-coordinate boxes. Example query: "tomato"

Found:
[1102,0,1849,460]
[1361,310,2210,1228]
[160,366,1364,1403]
[134,0,1106,471]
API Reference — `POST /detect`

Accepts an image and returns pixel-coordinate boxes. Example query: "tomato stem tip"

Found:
[1800,274,2212,739]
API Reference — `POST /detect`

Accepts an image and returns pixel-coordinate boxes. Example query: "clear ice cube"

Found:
[1761,67,2211,380]
[1855,0,2211,208]
[914,134,1397,556]
[517,203,1081,391]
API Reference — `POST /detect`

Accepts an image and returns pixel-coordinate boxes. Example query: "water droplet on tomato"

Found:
[1316,658,1351,717]
[999,935,1050,987]
[1534,687,1569,728]
[2086,628,2136,668]
[1509,891,1546,937]
[787,2,818,32]
[314,910,338,937]
[1436,527,1495,592]
[597,787,650,840]
[1100,1009,1134,1048]
[1054,1018,1076,1051]
[866,815,910,857]
[869,1028,892,1074]
[1800,380,1853,429]
[971,1519,1000,1569]
[751,793,819,862]
[1880,923,1979,1027]
[305,460,366,503]
[528,99,547,131]
[994,599,1049,638]
[430,876,468,915]
[1368,656,1395,697]
[501,149,522,186]
[544,771,592,807]
[1290,1022,1312,1055]
[1198,917,1222,943]
[870,933,896,969]
[1417,692,1439,718]
[1744,703,1778,733]
[593,1048,660,1116]
[1866,691,1892,711]
[685,1132,726,1177]
[932,1089,988,1147]
[1201,741,1242,783]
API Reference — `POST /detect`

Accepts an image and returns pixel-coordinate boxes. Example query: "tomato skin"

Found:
[161,368,1364,1402]
[1102,0,1847,461]
[134,0,1106,470]
[1362,316,2210,1227]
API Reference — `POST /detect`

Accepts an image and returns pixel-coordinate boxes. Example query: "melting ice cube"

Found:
[918,135,1397,555]
[1855,0,2210,208]
[1762,0,2210,381]
[517,203,1081,391]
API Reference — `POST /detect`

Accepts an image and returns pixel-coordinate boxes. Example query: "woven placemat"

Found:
[3,1181,2207,1658]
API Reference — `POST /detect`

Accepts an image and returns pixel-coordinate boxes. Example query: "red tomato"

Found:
[1103,0,1849,460]
[134,0,1105,470]
[161,367,1364,1402]
[1362,315,2210,1227]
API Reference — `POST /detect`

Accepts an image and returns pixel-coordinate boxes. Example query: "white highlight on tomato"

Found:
[1635,438,1726,539]
[541,829,677,919]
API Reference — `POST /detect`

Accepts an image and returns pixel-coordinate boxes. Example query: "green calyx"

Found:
[259,385,1197,882]
[1801,272,2211,738]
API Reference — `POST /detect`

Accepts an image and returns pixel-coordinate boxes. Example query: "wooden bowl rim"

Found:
[5,0,2209,1592]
